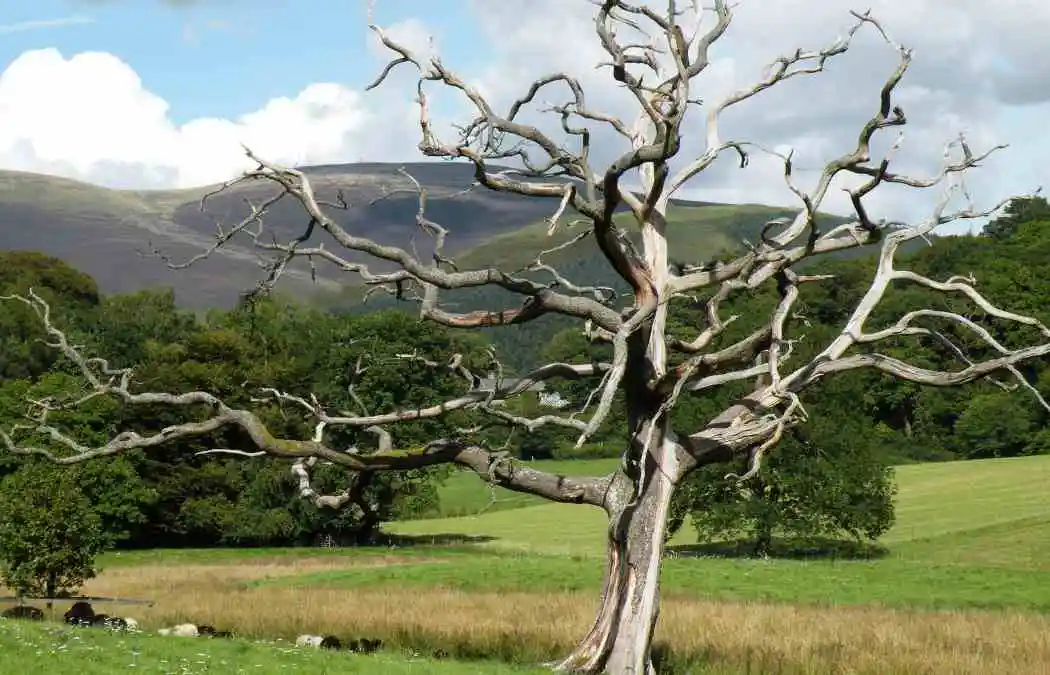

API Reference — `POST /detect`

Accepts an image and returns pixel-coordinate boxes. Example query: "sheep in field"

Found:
[296,634,323,648]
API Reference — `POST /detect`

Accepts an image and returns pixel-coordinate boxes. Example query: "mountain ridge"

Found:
[0,162,852,312]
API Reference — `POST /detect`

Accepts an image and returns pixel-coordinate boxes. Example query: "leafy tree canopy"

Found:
[0,459,108,599]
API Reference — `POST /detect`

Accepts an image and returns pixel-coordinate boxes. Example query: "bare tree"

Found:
[3,2,1050,673]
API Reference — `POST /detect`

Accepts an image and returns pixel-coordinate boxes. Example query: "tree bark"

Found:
[553,435,680,674]
[551,211,684,673]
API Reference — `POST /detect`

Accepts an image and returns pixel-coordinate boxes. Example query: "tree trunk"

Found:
[753,522,773,558]
[355,506,381,545]
[750,479,774,557]
[552,458,678,674]
[553,205,681,673]
[46,574,56,604]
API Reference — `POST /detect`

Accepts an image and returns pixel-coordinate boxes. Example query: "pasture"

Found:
[4,454,1050,673]
[0,618,544,674]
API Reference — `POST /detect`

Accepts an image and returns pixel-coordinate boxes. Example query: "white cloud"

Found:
[455,0,1050,229]
[0,47,420,189]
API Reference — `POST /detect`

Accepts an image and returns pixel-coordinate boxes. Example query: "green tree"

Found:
[0,252,99,380]
[0,461,107,599]
[66,294,480,547]
[982,196,1050,241]
[669,410,896,556]
[0,373,157,545]
[951,391,1044,459]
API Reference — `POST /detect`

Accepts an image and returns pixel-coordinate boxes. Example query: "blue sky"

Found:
[0,0,477,123]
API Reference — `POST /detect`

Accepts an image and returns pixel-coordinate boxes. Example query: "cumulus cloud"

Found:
[448,0,1050,227]
[0,48,423,188]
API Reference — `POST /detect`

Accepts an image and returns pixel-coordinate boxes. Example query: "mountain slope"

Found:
[0,161,865,317]
[0,163,582,309]
[314,198,857,370]
[455,202,850,272]
[321,199,853,306]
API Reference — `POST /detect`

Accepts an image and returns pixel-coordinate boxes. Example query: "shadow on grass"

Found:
[667,536,889,561]
[378,532,498,548]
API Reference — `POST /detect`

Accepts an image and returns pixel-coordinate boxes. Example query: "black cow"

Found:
[63,602,95,627]
[1,605,44,621]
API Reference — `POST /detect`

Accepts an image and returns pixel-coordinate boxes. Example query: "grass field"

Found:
[0,618,546,675]
[4,454,1049,674]
[428,458,618,519]
[407,454,1050,553]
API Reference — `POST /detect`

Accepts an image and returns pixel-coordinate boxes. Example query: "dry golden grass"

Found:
[26,556,1043,674]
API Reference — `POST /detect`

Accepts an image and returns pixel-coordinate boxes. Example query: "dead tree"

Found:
[3,2,1050,673]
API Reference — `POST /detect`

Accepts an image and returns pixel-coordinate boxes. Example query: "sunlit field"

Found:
[0,617,546,675]
[3,455,1049,673]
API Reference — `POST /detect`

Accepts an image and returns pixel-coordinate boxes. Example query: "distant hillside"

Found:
[456,203,817,271]
[321,200,854,305]
[1,160,934,371]
[0,163,605,309]
[315,199,862,370]
[0,161,855,314]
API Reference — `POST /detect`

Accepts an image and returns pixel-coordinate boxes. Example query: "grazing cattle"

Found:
[1,605,44,621]
[91,613,110,626]
[197,625,216,636]
[213,630,234,638]
[295,634,323,648]
[319,635,341,650]
[63,602,95,627]
[432,648,449,659]
[123,617,140,632]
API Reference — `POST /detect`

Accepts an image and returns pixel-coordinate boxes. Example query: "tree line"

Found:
[0,257,494,552]
[0,197,1047,560]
